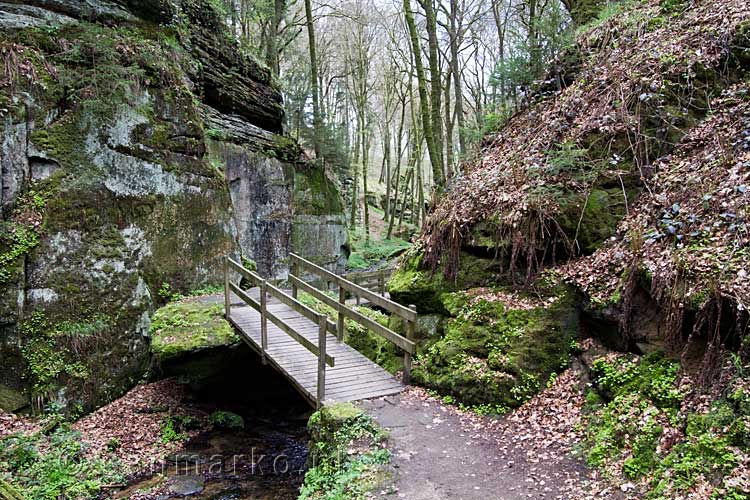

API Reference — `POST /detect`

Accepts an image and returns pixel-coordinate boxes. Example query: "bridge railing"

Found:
[342,268,393,304]
[224,257,334,407]
[289,253,417,384]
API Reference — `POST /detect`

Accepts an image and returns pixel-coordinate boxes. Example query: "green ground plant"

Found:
[347,228,410,270]
[160,414,200,443]
[209,410,245,429]
[0,427,124,500]
[300,403,391,499]
[582,353,749,498]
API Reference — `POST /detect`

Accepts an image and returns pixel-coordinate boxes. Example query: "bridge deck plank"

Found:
[228,295,403,406]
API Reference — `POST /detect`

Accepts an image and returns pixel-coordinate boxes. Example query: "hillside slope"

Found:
[411,0,749,362]
[388,1,750,496]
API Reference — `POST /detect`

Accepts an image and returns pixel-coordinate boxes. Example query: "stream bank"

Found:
[118,343,313,500]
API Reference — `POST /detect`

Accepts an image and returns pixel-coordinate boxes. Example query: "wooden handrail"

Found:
[225,257,333,407]
[289,253,417,384]
[290,253,416,322]
[343,268,393,280]
[228,258,337,334]
[290,275,416,354]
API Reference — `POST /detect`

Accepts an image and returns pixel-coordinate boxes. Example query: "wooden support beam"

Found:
[403,305,416,385]
[317,314,327,408]
[224,259,230,320]
[337,286,346,341]
[260,281,268,365]
[291,259,299,299]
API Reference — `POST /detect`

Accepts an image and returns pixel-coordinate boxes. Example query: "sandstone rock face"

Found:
[0,0,346,412]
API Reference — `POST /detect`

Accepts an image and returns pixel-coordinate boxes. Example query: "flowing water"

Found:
[117,344,312,500]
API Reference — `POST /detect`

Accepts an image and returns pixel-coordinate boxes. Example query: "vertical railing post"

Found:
[260,279,268,365]
[403,304,416,385]
[291,257,299,300]
[378,273,385,296]
[337,286,346,341]
[224,258,230,320]
[317,313,327,408]
[355,277,361,306]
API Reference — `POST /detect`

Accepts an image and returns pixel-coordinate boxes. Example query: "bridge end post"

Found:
[403,305,416,385]
[291,258,299,300]
[337,286,345,341]
[317,313,327,408]
[224,258,230,321]
[260,280,268,365]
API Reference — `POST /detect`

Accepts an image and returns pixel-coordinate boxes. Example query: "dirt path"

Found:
[358,365,625,500]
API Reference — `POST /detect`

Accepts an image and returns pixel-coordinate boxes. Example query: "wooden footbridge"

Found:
[224,254,416,408]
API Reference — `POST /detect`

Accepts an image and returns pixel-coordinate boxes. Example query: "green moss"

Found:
[412,289,578,407]
[582,354,748,497]
[301,404,391,499]
[388,249,497,314]
[20,312,89,407]
[293,164,344,216]
[0,223,39,285]
[150,300,238,361]
[0,385,27,413]
[209,410,245,429]
[556,188,626,255]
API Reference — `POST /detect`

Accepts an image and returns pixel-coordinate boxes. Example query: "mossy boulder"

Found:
[150,299,238,361]
[388,250,497,314]
[0,384,27,413]
[556,188,628,255]
[302,403,390,498]
[209,410,245,430]
[412,288,579,408]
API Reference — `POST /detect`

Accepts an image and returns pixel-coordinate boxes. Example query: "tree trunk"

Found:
[265,0,284,76]
[350,111,361,228]
[361,108,370,242]
[304,0,323,158]
[444,67,454,178]
[403,0,443,189]
[419,0,445,185]
[449,0,466,156]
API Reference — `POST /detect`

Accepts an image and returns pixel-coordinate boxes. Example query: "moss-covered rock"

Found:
[0,0,347,413]
[412,288,579,408]
[301,403,391,499]
[556,188,628,254]
[150,299,238,362]
[388,249,497,314]
[209,410,245,430]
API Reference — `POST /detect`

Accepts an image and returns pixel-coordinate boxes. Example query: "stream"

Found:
[116,344,313,500]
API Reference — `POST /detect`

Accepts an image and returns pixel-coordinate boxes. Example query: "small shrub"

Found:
[160,414,198,443]
[209,411,244,430]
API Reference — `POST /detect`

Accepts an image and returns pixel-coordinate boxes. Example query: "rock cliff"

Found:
[0,0,347,413]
